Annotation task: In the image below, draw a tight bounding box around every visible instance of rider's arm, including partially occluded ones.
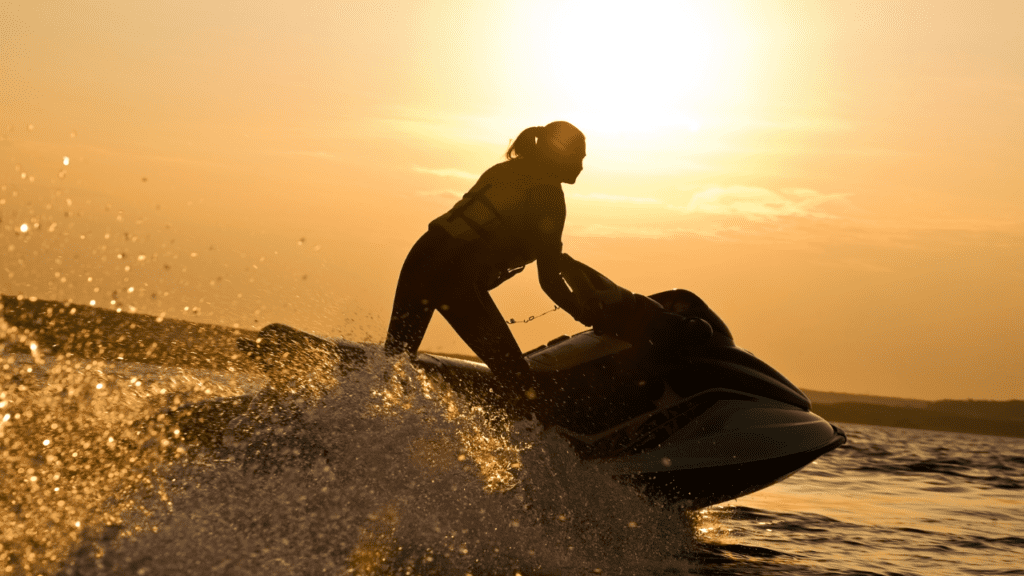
[523,184,594,325]
[538,250,593,326]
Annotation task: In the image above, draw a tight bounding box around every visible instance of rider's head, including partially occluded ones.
[506,121,586,184]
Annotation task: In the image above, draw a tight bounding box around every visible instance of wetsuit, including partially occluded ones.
[385,158,582,402]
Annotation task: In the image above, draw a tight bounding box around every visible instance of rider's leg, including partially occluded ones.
[384,230,453,357]
[437,282,537,412]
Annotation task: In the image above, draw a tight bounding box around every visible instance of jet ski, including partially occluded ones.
[157,261,846,508]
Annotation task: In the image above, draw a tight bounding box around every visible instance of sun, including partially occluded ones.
[541,1,725,136]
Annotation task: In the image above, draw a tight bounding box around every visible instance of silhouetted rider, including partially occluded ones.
[385,121,595,405]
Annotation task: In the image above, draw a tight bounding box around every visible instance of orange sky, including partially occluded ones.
[2,1,1022,401]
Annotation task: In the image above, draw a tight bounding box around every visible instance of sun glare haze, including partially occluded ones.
[541,1,729,137]
[1,0,1021,401]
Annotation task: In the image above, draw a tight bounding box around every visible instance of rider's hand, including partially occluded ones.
[567,305,596,327]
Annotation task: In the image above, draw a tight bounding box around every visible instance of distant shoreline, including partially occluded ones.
[4,294,1022,438]
[810,402,1024,439]
[801,390,1024,438]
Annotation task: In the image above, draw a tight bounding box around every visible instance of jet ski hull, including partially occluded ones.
[628,424,847,506]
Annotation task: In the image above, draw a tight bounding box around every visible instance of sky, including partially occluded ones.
[1,0,1021,401]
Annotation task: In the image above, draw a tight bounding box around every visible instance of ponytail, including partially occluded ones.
[506,121,585,163]
[505,126,545,160]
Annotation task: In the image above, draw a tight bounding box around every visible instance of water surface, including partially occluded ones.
[1,352,1021,575]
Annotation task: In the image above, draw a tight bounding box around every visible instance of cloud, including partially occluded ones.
[561,185,853,241]
[65,144,238,171]
[270,150,335,160]
[379,110,511,146]
[724,115,855,133]
[412,166,478,180]
[414,189,463,200]
[567,223,678,239]
[681,186,847,222]
[825,216,1024,251]
[568,192,661,205]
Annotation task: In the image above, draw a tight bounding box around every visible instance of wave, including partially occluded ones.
[2,348,699,575]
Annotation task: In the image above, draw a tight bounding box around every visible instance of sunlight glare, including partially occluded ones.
[543,1,725,136]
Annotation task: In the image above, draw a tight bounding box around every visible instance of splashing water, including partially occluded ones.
[0,317,255,574]
[1,322,698,575]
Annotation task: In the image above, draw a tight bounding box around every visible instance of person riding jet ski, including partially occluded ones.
[385,122,714,413]
[385,121,599,406]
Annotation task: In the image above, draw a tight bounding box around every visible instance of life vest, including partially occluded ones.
[429,162,563,286]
